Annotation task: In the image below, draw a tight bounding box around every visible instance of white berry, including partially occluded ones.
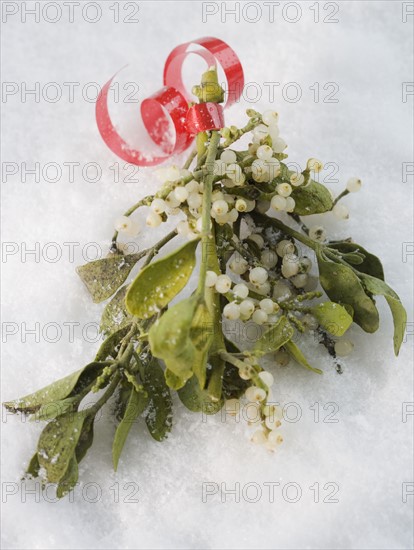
[256,145,274,161]
[290,172,305,187]
[277,183,292,197]
[245,386,266,402]
[261,249,278,269]
[272,137,287,153]
[249,267,268,285]
[291,273,308,288]
[212,200,229,216]
[252,124,269,140]
[266,158,281,180]
[333,203,349,220]
[233,283,249,299]
[235,199,247,212]
[114,216,140,236]
[146,211,162,228]
[252,309,268,325]
[276,240,295,257]
[205,270,218,287]
[215,275,232,294]
[307,158,323,173]
[150,198,166,214]
[285,197,296,212]
[262,110,279,125]
[239,299,255,317]
[346,177,362,192]
[335,339,354,357]
[220,149,237,164]
[229,256,249,275]
[251,429,267,445]
[249,233,265,248]
[223,302,241,320]
[174,186,189,203]
[271,195,287,211]
[260,298,275,314]
[259,370,274,388]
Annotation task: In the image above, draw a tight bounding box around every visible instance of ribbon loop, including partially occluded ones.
[96,37,244,167]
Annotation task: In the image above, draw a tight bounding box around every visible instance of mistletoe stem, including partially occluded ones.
[89,372,121,415]
[142,229,178,268]
[332,189,350,207]
[255,213,317,251]
[198,130,221,292]
[183,148,197,170]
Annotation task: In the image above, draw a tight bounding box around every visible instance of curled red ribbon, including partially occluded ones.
[96,37,244,166]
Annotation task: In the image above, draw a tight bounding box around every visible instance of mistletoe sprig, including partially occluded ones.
[4,68,406,497]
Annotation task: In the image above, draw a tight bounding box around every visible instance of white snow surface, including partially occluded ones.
[1,1,413,549]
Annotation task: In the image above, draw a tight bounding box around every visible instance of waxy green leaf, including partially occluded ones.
[75,414,95,463]
[26,453,41,479]
[37,412,85,483]
[56,456,79,498]
[312,301,353,336]
[328,241,385,280]
[77,253,142,304]
[291,180,333,215]
[252,316,294,357]
[113,385,148,470]
[34,396,81,421]
[285,341,322,374]
[143,360,172,442]
[317,250,380,333]
[4,362,103,415]
[359,274,407,355]
[100,285,133,336]
[126,239,199,319]
[149,295,213,389]
[178,375,222,414]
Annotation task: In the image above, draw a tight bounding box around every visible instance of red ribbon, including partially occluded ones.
[96,37,244,166]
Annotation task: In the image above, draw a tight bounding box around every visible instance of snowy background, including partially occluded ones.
[1,1,413,549]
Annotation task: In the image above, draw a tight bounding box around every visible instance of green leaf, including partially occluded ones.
[189,301,213,388]
[359,274,407,355]
[143,360,173,442]
[328,241,384,280]
[148,295,198,384]
[312,301,353,337]
[113,385,148,470]
[34,396,81,421]
[125,239,199,319]
[4,362,103,415]
[26,453,41,479]
[252,316,294,357]
[75,414,95,463]
[291,180,333,215]
[285,341,323,374]
[77,253,142,304]
[178,375,222,414]
[37,412,85,483]
[317,250,379,333]
[164,369,189,391]
[56,456,79,498]
[100,285,133,336]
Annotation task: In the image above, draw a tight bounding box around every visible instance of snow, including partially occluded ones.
[1,1,413,549]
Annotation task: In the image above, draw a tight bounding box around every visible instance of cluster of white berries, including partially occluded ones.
[225,365,284,451]
[251,110,287,155]
[205,269,280,324]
